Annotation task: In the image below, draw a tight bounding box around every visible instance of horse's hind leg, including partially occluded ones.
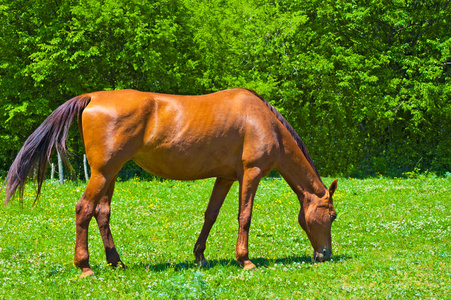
[93,175,125,269]
[194,178,234,266]
[74,172,115,278]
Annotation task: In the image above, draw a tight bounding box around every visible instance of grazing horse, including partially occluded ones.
[4,88,338,277]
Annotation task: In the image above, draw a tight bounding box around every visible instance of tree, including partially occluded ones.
[1,0,450,177]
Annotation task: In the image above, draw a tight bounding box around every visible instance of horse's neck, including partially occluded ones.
[276,138,326,198]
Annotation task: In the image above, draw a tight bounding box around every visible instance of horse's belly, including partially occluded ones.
[132,143,240,181]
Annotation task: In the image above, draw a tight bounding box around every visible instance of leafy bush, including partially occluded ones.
[1,0,450,177]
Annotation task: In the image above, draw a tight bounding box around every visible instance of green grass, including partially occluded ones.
[0,177,450,299]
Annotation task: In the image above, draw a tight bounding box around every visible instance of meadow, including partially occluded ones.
[0,176,450,299]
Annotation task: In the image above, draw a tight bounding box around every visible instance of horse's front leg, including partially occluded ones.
[236,167,262,270]
[74,173,113,278]
[93,176,125,269]
[194,178,234,266]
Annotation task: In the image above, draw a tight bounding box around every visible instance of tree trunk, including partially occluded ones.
[51,163,55,181]
[57,150,64,185]
[83,154,90,181]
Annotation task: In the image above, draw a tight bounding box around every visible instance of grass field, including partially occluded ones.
[0,176,450,299]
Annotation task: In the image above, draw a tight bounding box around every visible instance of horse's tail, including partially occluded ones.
[3,95,91,206]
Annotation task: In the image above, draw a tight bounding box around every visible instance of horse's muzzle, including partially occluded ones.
[313,248,332,262]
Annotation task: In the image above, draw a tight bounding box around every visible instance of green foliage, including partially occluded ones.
[0,178,450,298]
[1,0,450,177]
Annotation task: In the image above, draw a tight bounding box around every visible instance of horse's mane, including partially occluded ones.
[244,89,323,183]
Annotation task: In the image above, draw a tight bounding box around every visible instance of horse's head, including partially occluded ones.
[298,179,338,262]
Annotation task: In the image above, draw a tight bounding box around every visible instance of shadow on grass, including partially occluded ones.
[57,254,352,277]
[128,253,351,273]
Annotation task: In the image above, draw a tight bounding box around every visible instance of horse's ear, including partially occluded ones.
[329,179,338,197]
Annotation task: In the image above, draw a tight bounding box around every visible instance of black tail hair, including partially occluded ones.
[3,96,91,206]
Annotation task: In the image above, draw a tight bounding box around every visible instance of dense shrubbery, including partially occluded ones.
[1,0,450,178]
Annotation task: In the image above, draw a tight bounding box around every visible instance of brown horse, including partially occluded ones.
[4,88,337,277]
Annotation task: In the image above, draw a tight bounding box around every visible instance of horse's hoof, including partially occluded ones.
[79,268,94,278]
[116,261,127,270]
[195,258,209,268]
[200,260,209,268]
[108,260,126,269]
[242,261,256,270]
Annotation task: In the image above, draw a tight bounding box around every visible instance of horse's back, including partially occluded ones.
[81,89,281,180]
